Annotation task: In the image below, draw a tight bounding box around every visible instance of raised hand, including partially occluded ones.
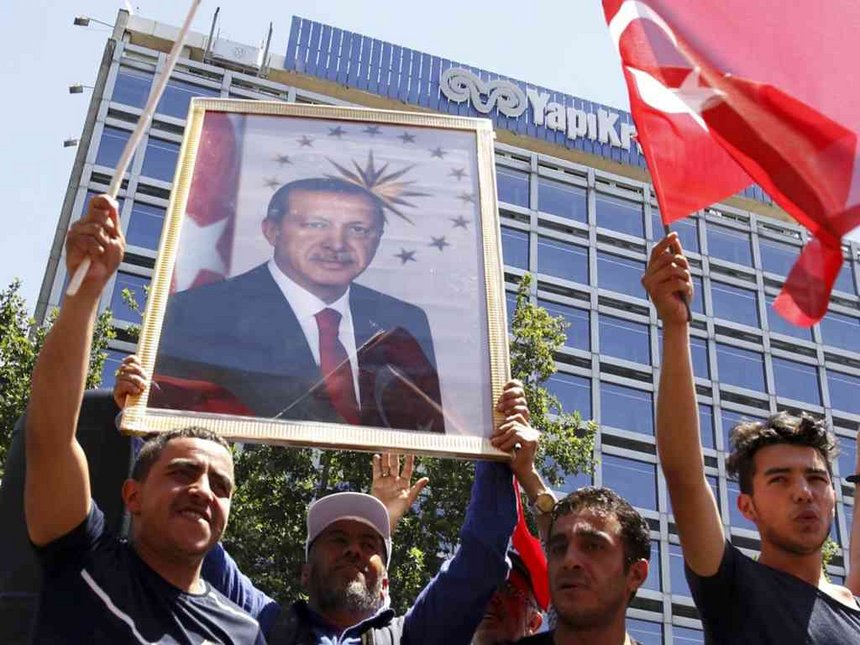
[491,379,538,480]
[113,354,148,409]
[371,453,429,532]
[642,233,693,326]
[65,195,125,295]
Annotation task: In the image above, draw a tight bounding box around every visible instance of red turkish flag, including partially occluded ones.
[511,477,550,611]
[603,0,860,326]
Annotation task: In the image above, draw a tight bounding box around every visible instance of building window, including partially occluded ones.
[837,435,857,482]
[642,541,662,591]
[627,619,662,645]
[558,468,592,495]
[157,78,220,119]
[538,237,589,285]
[538,178,586,222]
[538,299,590,351]
[772,357,821,406]
[601,382,653,435]
[505,291,518,333]
[708,224,752,265]
[99,348,131,390]
[828,370,860,415]
[767,296,812,341]
[597,252,645,298]
[141,138,181,183]
[690,336,710,379]
[127,202,166,250]
[651,211,699,253]
[497,167,529,208]
[699,403,715,449]
[547,373,592,418]
[711,280,759,328]
[501,227,529,269]
[727,479,757,531]
[716,343,766,393]
[601,455,657,510]
[599,314,649,364]
[820,311,860,353]
[110,272,149,323]
[720,409,761,453]
[95,126,131,168]
[673,626,705,644]
[834,259,856,295]
[112,67,152,108]
[596,194,643,237]
[669,543,690,597]
[759,237,798,277]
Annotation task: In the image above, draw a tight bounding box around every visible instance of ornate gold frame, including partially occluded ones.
[121,98,510,460]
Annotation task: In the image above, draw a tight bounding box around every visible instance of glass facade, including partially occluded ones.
[41,26,860,643]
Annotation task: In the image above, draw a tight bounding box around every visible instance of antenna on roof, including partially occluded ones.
[258,22,273,77]
[203,6,220,62]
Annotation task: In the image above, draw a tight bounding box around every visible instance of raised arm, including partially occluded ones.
[643,234,724,576]
[402,380,523,643]
[25,195,124,546]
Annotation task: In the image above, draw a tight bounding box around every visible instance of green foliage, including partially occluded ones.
[821,536,839,582]
[0,280,115,478]
[224,273,596,614]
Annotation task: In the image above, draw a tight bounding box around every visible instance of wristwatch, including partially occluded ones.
[530,491,557,515]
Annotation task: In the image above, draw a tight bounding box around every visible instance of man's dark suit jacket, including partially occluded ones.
[153,264,444,432]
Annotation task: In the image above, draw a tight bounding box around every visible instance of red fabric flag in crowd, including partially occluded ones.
[603,0,860,326]
[511,478,550,611]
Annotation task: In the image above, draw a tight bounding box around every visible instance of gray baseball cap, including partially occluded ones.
[305,492,392,567]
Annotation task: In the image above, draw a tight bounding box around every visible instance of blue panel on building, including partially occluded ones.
[284,16,773,207]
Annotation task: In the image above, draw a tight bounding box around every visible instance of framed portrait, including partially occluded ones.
[122,99,510,459]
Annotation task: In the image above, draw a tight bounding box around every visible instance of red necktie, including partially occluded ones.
[315,308,360,425]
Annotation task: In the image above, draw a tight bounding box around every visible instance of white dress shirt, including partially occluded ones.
[267,260,361,405]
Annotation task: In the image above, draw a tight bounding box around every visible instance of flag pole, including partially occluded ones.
[65,0,203,297]
[663,223,693,323]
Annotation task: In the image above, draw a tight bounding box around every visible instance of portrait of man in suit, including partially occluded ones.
[153,174,444,433]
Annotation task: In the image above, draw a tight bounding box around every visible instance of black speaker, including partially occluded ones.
[0,390,133,644]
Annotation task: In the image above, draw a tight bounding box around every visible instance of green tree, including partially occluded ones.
[0,280,115,478]
[223,273,597,613]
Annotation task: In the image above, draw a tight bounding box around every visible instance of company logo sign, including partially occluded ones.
[439,67,636,151]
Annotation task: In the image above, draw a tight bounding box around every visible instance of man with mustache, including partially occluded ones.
[516,487,651,645]
[642,233,860,643]
[25,195,263,642]
[155,176,444,432]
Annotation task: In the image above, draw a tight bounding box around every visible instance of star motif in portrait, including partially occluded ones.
[397,131,416,144]
[429,236,450,251]
[450,215,470,229]
[457,191,475,204]
[363,125,382,137]
[328,126,347,138]
[395,248,417,264]
[449,167,466,180]
[263,177,281,191]
[429,146,447,159]
[275,154,292,165]
[173,216,229,291]
[297,135,314,147]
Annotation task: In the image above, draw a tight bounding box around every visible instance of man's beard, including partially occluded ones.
[310,563,385,615]
[761,520,831,556]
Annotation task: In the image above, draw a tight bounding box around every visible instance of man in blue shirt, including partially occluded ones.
[26,195,263,643]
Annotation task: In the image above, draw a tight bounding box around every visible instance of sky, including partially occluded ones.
[0,0,629,312]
